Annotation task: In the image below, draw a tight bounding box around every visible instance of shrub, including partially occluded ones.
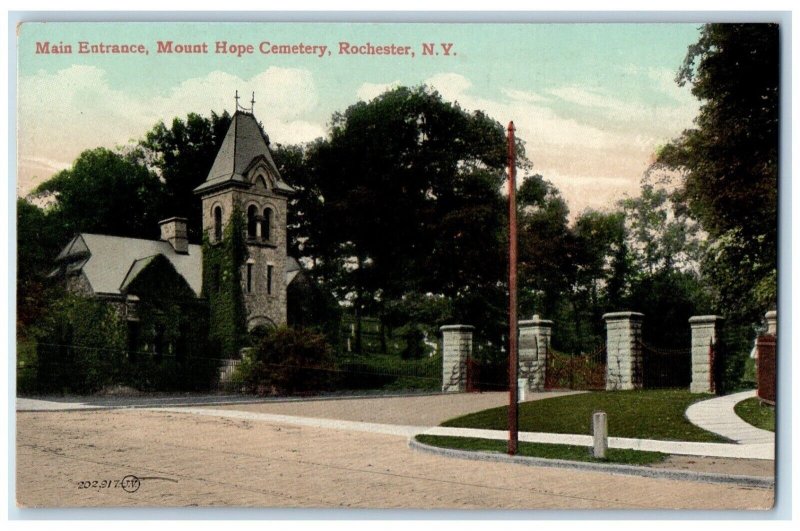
[397,323,427,359]
[35,294,127,393]
[33,291,219,394]
[235,326,333,395]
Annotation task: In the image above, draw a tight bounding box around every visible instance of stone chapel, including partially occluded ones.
[51,104,299,333]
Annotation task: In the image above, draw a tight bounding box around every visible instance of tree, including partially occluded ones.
[516,174,575,320]
[32,147,166,241]
[17,198,65,337]
[655,23,779,322]
[271,141,327,266]
[564,208,631,351]
[619,183,704,276]
[139,111,232,242]
[19,148,166,336]
[572,209,629,312]
[305,86,522,350]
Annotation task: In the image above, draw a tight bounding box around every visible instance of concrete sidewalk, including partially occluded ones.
[148,405,774,460]
[685,390,774,445]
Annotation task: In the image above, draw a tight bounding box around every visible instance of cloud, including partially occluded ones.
[546,84,698,133]
[17,65,323,195]
[414,72,698,218]
[19,64,700,221]
[356,80,401,102]
[425,72,473,97]
[500,88,550,104]
[422,72,634,151]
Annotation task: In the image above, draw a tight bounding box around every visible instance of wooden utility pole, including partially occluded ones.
[507,121,519,455]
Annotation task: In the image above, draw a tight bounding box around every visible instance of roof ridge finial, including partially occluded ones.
[234,90,255,114]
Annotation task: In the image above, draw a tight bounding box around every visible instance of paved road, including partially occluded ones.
[16,391,451,411]
[16,408,773,510]
[206,391,575,426]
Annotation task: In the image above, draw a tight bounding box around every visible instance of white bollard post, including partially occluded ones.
[517,377,527,402]
[592,411,608,459]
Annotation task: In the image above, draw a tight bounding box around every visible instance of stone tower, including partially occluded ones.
[194,108,295,330]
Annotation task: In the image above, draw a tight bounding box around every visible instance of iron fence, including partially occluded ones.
[17,340,449,396]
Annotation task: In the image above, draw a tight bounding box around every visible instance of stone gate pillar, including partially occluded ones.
[689,315,724,393]
[603,312,644,390]
[765,310,777,336]
[519,315,552,392]
[440,325,474,392]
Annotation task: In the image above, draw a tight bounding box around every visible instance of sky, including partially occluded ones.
[16,22,702,218]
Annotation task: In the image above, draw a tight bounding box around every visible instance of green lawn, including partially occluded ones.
[415,435,667,466]
[734,397,775,432]
[441,389,728,443]
[336,353,441,391]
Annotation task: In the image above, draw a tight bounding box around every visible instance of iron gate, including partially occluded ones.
[544,345,606,390]
[465,357,508,392]
[640,341,692,389]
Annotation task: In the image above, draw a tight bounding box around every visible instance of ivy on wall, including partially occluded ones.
[35,293,128,393]
[126,254,200,346]
[124,255,215,389]
[202,205,249,358]
[33,257,219,393]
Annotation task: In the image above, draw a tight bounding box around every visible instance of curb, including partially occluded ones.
[408,438,774,489]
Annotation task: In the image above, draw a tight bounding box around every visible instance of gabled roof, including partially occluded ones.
[119,255,158,293]
[55,234,203,297]
[194,111,295,195]
[286,256,302,285]
[53,233,303,298]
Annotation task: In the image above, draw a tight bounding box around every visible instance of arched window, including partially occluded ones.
[262,208,272,241]
[213,206,222,242]
[247,205,258,239]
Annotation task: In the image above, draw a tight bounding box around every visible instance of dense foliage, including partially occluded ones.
[31,289,217,394]
[34,294,128,393]
[655,23,779,323]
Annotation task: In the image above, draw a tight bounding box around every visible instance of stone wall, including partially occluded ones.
[200,186,289,328]
[65,271,94,296]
